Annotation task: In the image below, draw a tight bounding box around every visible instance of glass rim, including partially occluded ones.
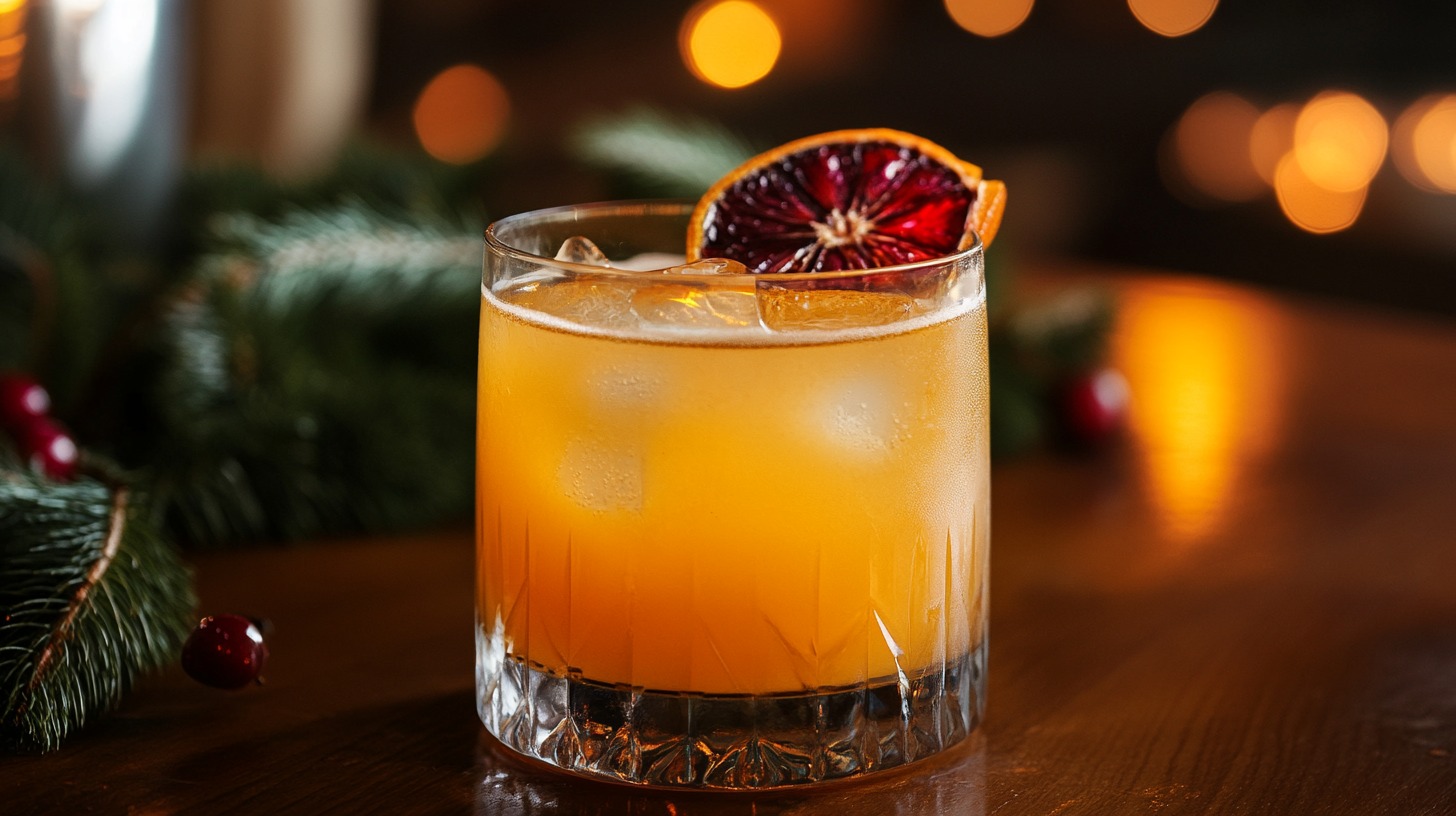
[483,199,985,284]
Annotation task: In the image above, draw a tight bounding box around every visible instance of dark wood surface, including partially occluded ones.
[6,263,1456,814]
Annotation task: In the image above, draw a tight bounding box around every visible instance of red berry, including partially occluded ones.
[1059,368,1130,445]
[0,374,51,431]
[182,614,270,690]
[18,416,79,481]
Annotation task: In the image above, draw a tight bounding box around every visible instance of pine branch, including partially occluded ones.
[569,107,757,197]
[136,201,483,546]
[199,200,482,306]
[0,476,195,753]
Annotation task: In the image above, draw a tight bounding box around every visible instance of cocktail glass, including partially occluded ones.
[476,201,989,789]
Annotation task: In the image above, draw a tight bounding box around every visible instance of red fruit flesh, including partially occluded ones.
[698,140,978,274]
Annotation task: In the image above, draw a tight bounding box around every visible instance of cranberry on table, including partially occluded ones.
[18,416,79,481]
[1058,367,1130,445]
[0,373,51,431]
[182,614,270,690]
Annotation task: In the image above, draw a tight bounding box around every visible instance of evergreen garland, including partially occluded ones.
[1,143,488,750]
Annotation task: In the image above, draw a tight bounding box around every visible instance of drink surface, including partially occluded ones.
[477,276,989,694]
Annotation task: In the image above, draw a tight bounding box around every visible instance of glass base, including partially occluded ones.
[476,639,984,790]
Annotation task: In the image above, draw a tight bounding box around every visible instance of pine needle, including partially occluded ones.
[199,199,482,307]
[569,107,756,196]
[0,477,195,753]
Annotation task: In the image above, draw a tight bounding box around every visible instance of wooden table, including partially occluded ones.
[6,263,1456,814]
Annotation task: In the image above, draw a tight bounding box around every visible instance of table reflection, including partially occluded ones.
[1115,279,1289,547]
[474,731,986,816]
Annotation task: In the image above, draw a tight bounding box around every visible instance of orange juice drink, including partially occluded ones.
[476,201,990,789]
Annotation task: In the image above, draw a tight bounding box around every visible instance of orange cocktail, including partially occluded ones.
[476,201,989,789]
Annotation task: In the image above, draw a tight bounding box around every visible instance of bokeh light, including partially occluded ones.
[0,0,24,33]
[681,1,781,89]
[1248,103,1297,186]
[412,64,510,164]
[0,0,29,108]
[1274,153,1366,234]
[944,0,1034,38]
[1128,0,1217,37]
[1292,91,1387,193]
[1116,281,1287,549]
[1392,94,1456,193]
[1172,91,1264,202]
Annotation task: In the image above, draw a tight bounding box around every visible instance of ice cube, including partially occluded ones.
[630,283,764,333]
[508,278,637,332]
[628,259,758,332]
[614,252,686,271]
[530,250,762,335]
[814,378,907,455]
[759,287,919,332]
[558,439,643,512]
[554,235,613,267]
[661,258,749,276]
[587,363,663,412]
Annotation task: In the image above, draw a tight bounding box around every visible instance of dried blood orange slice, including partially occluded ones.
[688,128,1005,274]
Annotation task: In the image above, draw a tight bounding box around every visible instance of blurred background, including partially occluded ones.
[2,0,1454,315]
